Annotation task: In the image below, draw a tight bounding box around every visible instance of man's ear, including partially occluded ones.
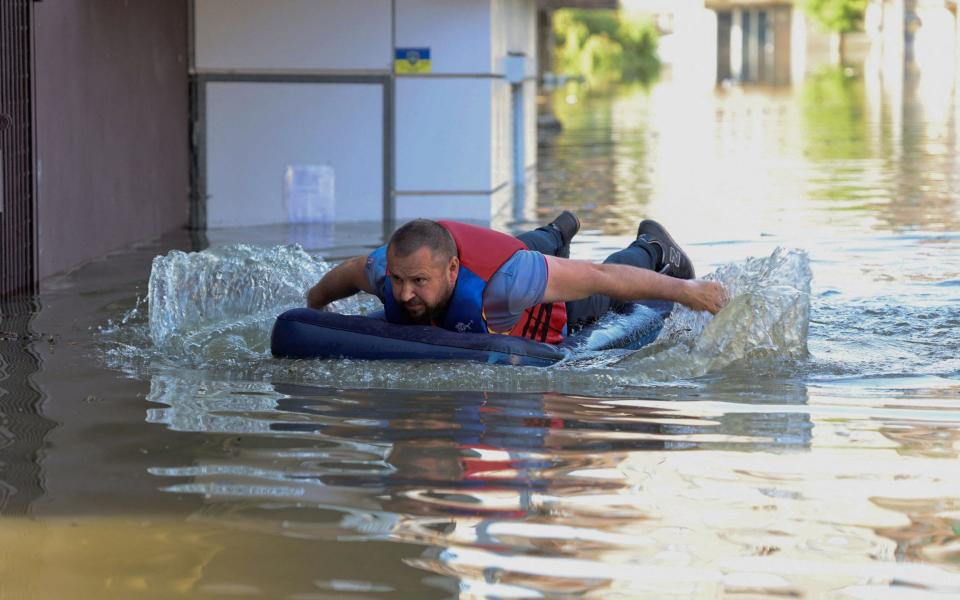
[448,256,460,276]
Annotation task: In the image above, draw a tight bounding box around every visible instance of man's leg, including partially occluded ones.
[565,238,661,333]
[516,226,563,256]
[516,211,580,258]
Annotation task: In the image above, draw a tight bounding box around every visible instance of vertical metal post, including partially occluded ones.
[385,0,396,239]
[715,11,732,84]
[759,10,774,84]
[383,71,395,231]
[511,82,525,221]
[730,8,743,82]
[745,10,759,82]
[506,53,528,221]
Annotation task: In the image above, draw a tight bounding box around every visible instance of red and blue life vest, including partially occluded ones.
[383,221,568,343]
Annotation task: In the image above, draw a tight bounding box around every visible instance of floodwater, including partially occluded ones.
[2,63,960,598]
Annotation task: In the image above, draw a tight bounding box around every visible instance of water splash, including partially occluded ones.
[148,245,327,350]
[616,248,812,380]
[101,245,812,386]
[140,244,381,366]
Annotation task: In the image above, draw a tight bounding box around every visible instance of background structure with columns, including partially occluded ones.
[623,0,960,87]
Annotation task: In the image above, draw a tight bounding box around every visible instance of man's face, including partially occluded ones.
[386,246,459,324]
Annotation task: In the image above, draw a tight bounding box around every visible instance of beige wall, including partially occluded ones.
[33,0,189,281]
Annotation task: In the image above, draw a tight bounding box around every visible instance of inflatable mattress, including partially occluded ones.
[271,301,674,367]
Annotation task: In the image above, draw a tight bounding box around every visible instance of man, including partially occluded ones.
[306,213,727,343]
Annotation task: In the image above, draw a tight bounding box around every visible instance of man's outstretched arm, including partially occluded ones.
[542,256,728,314]
[306,255,376,309]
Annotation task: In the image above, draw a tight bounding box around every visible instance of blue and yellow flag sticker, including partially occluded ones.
[394,47,431,74]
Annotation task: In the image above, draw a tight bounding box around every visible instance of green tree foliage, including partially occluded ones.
[802,0,867,33]
[800,66,867,165]
[553,9,659,83]
[580,34,624,76]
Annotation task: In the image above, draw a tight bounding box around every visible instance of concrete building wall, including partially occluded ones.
[394,77,494,190]
[494,0,539,72]
[394,0,538,223]
[396,0,537,222]
[396,0,493,73]
[193,0,539,226]
[33,0,190,280]
[194,0,392,71]
[394,0,495,221]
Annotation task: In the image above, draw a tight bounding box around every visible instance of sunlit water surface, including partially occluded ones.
[2,67,960,598]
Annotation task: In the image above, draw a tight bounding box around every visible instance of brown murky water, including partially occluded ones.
[1,63,959,598]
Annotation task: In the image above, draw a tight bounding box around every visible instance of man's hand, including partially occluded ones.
[680,279,728,315]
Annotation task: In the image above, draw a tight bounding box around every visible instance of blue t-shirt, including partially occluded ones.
[364,246,548,332]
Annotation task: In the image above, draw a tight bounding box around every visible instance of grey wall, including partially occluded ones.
[33,0,189,280]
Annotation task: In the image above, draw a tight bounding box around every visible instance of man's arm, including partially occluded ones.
[542,256,728,314]
[306,255,376,309]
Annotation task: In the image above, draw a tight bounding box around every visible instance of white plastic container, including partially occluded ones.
[284,164,335,223]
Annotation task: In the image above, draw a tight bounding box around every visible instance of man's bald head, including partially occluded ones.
[387,219,457,264]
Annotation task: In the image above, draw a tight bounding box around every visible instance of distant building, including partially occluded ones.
[625,0,924,87]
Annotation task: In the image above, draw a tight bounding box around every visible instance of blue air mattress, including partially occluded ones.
[271,301,674,367]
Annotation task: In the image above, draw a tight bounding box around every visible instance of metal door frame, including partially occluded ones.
[189,73,394,231]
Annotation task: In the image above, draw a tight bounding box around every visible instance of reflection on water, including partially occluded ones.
[127,378,959,597]
[541,66,960,243]
[2,59,960,597]
[0,298,54,515]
